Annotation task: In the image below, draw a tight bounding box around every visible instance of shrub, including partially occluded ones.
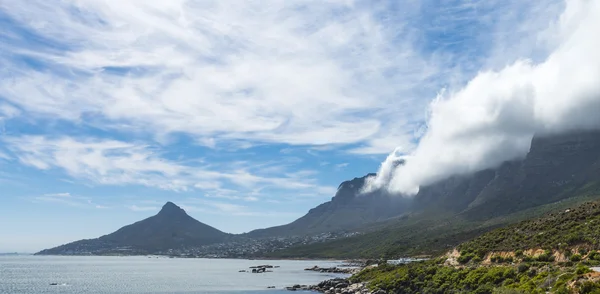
[515,250,524,258]
[458,253,475,264]
[517,263,529,273]
[492,288,526,294]
[578,281,600,293]
[571,254,582,262]
[576,265,592,275]
[536,252,555,262]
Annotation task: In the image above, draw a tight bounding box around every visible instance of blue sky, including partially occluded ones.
[0,0,569,252]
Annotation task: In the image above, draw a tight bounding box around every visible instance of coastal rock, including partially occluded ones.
[250,265,274,268]
[287,277,369,294]
[305,266,359,274]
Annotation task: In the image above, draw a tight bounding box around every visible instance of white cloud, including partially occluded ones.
[0,151,10,161]
[243,196,259,202]
[182,199,298,218]
[3,135,336,196]
[335,163,349,171]
[366,0,600,195]
[45,192,71,197]
[0,0,440,155]
[0,103,20,119]
[33,192,108,209]
[127,205,158,212]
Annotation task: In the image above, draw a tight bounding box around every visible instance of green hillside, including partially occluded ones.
[459,201,600,255]
[267,193,600,259]
[348,200,600,294]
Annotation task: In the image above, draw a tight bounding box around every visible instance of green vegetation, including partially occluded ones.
[459,201,600,254]
[269,195,600,259]
[347,201,600,293]
[351,259,600,294]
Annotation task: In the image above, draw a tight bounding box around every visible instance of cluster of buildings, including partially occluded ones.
[159,232,361,258]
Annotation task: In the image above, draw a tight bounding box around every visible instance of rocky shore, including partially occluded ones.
[304,265,362,275]
[284,262,387,294]
[285,277,384,294]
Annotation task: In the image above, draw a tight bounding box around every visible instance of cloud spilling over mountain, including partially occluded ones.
[365,0,600,195]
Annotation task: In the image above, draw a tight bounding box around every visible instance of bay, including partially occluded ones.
[0,256,348,293]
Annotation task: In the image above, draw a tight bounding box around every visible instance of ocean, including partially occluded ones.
[0,256,348,293]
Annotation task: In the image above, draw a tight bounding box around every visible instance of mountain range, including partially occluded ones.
[37,129,600,257]
[267,130,600,258]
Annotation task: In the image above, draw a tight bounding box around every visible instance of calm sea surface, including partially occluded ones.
[0,256,348,293]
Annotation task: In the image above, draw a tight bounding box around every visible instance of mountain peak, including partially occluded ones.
[158,202,187,216]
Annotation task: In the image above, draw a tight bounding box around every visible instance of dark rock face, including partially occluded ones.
[247,174,411,237]
[411,130,600,220]
[461,130,600,219]
[36,202,229,255]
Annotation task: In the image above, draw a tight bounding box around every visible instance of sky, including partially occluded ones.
[0,0,577,252]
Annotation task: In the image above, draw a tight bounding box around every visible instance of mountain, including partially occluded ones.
[267,130,600,258]
[36,202,230,255]
[246,173,411,238]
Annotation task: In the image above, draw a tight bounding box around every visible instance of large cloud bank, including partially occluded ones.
[365,0,600,195]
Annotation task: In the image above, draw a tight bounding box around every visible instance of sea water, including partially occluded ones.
[0,256,348,293]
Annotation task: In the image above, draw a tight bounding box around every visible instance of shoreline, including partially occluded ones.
[284,263,372,293]
[31,253,367,262]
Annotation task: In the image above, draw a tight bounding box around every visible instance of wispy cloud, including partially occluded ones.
[334,163,349,171]
[182,199,298,218]
[0,151,10,161]
[32,192,109,209]
[0,0,444,155]
[3,135,336,197]
[127,205,158,212]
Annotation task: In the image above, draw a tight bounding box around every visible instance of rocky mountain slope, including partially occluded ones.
[36,202,230,255]
[412,130,600,219]
[246,173,411,238]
